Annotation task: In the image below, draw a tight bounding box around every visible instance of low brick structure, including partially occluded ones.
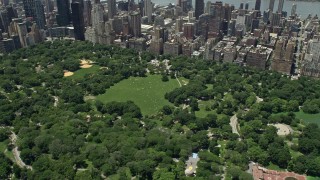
[252,164,306,180]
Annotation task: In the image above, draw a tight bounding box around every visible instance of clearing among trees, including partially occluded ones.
[96,75,180,115]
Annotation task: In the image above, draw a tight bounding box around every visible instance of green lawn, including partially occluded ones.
[96,75,180,115]
[289,148,303,159]
[307,176,320,180]
[295,110,320,126]
[196,100,216,118]
[68,65,101,80]
[267,162,285,171]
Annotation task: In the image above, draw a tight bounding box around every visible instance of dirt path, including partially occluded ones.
[175,72,182,87]
[10,131,32,170]
[230,115,240,136]
[53,96,58,107]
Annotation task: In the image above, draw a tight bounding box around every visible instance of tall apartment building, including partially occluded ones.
[144,0,153,23]
[56,0,71,26]
[195,0,204,20]
[255,0,261,11]
[83,0,92,26]
[129,11,141,37]
[278,0,284,13]
[246,46,269,70]
[22,0,46,29]
[183,23,195,40]
[0,10,10,32]
[301,37,320,77]
[269,0,275,12]
[108,0,116,19]
[164,42,182,56]
[71,0,85,40]
[271,38,295,74]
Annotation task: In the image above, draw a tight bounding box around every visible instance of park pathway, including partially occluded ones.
[10,131,32,170]
[175,72,182,87]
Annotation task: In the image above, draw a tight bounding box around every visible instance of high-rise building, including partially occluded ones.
[278,0,284,13]
[83,0,92,26]
[71,0,85,40]
[6,6,18,22]
[22,0,46,29]
[239,2,244,10]
[269,0,275,12]
[245,2,249,10]
[108,0,116,19]
[23,0,34,18]
[195,0,204,20]
[183,23,194,40]
[91,0,104,29]
[1,38,15,53]
[45,0,54,14]
[34,0,46,29]
[291,3,297,16]
[255,0,261,11]
[270,12,281,27]
[175,16,183,32]
[1,0,9,6]
[143,0,153,23]
[271,39,295,74]
[56,0,71,26]
[246,46,269,70]
[0,10,10,32]
[129,11,141,37]
[301,37,320,77]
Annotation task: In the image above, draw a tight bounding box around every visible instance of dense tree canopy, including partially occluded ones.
[0,40,320,178]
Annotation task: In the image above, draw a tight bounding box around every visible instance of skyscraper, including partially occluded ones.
[195,0,204,20]
[0,10,10,32]
[34,0,46,29]
[245,2,249,10]
[291,3,297,16]
[255,0,261,11]
[56,0,71,26]
[269,0,275,12]
[83,0,92,26]
[143,0,153,23]
[108,0,116,19]
[71,0,85,40]
[239,2,244,9]
[129,11,141,37]
[22,0,46,29]
[23,0,34,18]
[278,0,284,13]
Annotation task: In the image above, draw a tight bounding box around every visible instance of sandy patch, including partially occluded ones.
[80,64,93,68]
[64,71,74,77]
[269,123,293,136]
[80,59,93,65]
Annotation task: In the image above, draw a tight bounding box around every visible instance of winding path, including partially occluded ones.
[10,131,32,170]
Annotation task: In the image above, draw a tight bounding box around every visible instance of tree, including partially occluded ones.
[161,105,173,115]
[20,148,37,165]
[0,153,12,179]
[0,128,9,142]
[152,168,175,180]
[161,74,169,82]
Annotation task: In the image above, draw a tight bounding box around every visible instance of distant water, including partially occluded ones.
[152,0,320,18]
